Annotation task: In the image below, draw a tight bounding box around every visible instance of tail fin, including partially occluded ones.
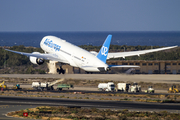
[96,35,112,63]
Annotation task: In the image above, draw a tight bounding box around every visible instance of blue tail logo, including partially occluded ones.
[97,35,112,63]
[101,46,108,56]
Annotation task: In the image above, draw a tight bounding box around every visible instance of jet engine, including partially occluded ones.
[29,52,44,65]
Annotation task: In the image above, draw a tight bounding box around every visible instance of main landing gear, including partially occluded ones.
[85,71,93,74]
[57,67,65,74]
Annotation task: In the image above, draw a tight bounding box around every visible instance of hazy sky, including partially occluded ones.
[0,0,180,32]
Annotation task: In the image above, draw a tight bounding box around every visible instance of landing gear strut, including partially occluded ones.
[57,67,65,74]
[85,71,93,74]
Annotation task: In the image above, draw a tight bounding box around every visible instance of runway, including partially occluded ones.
[0,74,180,83]
[0,96,180,113]
[0,95,180,119]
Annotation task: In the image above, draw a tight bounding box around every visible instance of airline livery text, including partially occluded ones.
[44,38,61,51]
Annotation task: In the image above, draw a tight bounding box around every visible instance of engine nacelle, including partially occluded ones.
[29,52,44,65]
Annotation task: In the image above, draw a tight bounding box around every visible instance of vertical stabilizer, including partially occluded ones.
[96,35,112,63]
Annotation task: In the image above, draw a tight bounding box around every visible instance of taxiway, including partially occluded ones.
[1,96,180,113]
[0,74,180,83]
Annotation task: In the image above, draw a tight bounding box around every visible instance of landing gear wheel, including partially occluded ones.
[85,71,93,74]
[50,86,54,90]
[57,67,65,74]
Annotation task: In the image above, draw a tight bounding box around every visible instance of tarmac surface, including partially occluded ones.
[0,74,180,83]
[0,103,38,120]
[0,95,180,120]
[1,96,180,113]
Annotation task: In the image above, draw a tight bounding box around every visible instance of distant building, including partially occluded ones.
[107,60,180,74]
[47,60,180,74]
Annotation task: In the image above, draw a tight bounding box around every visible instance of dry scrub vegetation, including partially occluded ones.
[1,90,180,104]
[7,106,180,120]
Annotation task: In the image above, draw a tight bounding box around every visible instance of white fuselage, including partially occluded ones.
[40,36,108,72]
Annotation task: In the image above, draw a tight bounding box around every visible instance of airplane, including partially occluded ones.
[5,35,177,74]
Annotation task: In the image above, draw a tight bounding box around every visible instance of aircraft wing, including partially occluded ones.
[107,46,178,59]
[5,49,69,63]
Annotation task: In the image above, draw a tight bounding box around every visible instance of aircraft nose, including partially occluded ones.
[40,39,44,48]
[40,36,47,47]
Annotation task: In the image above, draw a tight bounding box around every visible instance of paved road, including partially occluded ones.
[0,74,180,83]
[0,103,38,120]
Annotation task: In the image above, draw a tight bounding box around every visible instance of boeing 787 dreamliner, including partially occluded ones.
[5,35,177,74]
